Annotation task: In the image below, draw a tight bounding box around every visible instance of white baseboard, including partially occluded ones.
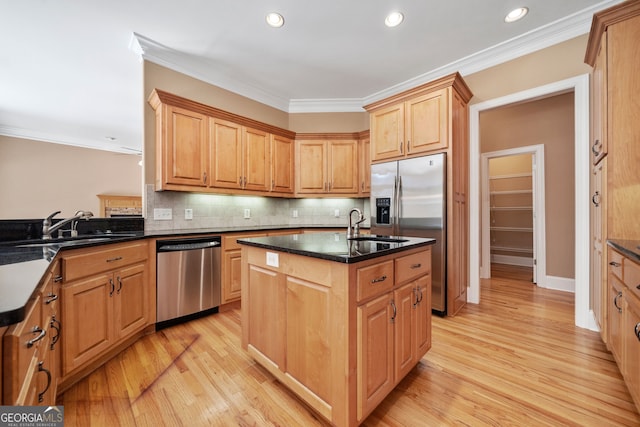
[540,275,575,293]
[491,254,534,267]
[586,310,600,332]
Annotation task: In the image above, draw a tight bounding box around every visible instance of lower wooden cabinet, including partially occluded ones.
[624,294,640,407]
[60,241,150,379]
[222,232,268,304]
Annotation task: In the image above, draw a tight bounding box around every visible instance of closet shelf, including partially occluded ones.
[490,226,533,232]
[490,246,534,254]
[490,190,533,195]
[490,206,533,211]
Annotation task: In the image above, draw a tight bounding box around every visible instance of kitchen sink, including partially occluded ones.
[347,236,409,243]
[16,237,118,248]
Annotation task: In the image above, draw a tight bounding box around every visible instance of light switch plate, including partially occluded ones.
[153,208,172,220]
[266,252,279,267]
[244,208,251,219]
[184,208,193,220]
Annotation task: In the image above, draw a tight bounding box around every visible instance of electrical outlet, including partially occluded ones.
[292,209,298,218]
[334,209,340,218]
[184,208,193,220]
[266,252,279,267]
[153,208,172,220]
[244,208,251,219]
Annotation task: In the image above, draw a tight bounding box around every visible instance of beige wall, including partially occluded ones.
[0,135,141,219]
[289,112,369,133]
[480,93,575,278]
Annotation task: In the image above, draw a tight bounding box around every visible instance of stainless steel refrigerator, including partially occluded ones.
[370,153,447,315]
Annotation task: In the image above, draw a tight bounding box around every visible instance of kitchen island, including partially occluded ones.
[238,232,435,426]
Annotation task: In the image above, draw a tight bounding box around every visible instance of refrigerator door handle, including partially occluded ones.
[397,175,403,235]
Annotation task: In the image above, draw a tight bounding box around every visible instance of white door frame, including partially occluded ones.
[480,146,545,286]
[469,74,594,330]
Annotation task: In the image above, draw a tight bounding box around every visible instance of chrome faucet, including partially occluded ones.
[347,208,365,239]
[42,210,94,239]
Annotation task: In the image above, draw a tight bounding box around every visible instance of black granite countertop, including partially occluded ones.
[0,224,349,327]
[237,232,435,263]
[607,240,640,264]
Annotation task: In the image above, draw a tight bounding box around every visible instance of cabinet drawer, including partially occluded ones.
[3,294,44,404]
[395,250,431,284]
[625,257,640,301]
[609,248,623,280]
[62,241,148,282]
[223,232,267,252]
[356,260,394,302]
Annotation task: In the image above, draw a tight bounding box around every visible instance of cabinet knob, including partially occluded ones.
[635,323,640,341]
[592,191,600,207]
[609,261,621,267]
[592,140,600,156]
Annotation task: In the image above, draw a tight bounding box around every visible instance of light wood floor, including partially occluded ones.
[60,269,640,426]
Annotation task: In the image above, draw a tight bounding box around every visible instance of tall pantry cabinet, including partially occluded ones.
[585,0,640,412]
[364,72,472,316]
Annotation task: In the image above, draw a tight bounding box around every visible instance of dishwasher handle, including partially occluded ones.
[157,240,221,252]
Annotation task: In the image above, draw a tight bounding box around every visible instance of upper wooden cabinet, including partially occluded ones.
[369,88,449,162]
[295,135,360,196]
[359,133,371,195]
[148,89,296,197]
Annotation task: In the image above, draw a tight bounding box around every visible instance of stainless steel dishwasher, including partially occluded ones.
[156,236,221,329]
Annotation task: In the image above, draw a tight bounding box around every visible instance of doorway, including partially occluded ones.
[468,74,594,330]
[481,148,545,285]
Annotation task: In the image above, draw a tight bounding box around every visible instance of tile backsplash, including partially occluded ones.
[144,184,370,231]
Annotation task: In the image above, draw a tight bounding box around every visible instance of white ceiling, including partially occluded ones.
[0,0,621,154]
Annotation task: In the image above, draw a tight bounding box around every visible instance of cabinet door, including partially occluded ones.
[210,118,243,189]
[357,293,394,421]
[405,88,449,154]
[394,282,416,380]
[591,159,607,335]
[624,296,640,408]
[113,263,148,341]
[370,104,404,161]
[271,134,294,194]
[243,127,270,192]
[285,276,331,402]
[222,249,242,303]
[296,140,327,194]
[608,275,624,366]
[414,275,432,359]
[591,31,607,164]
[328,140,359,194]
[360,137,371,195]
[61,274,113,375]
[163,105,208,187]
[246,265,285,368]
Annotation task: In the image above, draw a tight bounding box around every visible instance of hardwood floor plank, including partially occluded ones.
[59,272,640,426]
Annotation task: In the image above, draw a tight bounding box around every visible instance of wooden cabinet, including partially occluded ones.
[222,232,267,304]
[271,134,295,194]
[591,158,607,336]
[149,89,296,196]
[369,88,448,162]
[60,241,149,377]
[2,260,61,406]
[155,104,208,188]
[607,246,640,412]
[210,121,271,192]
[365,73,472,316]
[296,138,359,195]
[242,241,432,426]
[359,134,371,195]
[591,31,607,165]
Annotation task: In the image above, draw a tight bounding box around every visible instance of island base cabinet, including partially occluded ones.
[241,243,432,427]
[624,294,640,409]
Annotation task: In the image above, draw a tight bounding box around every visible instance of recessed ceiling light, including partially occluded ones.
[105,136,117,141]
[266,12,285,28]
[504,7,528,23]
[385,11,404,28]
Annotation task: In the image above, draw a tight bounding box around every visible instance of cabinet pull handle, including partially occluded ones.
[116,276,123,294]
[371,275,387,284]
[109,278,115,297]
[609,261,621,267]
[203,171,207,184]
[399,141,403,154]
[407,140,410,152]
[45,292,58,304]
[417,286,423,303]
[53,275,63,283]
[592,191,600,207]
[613,291,623,314]
[636,284,640,290]
[107,256,123,263]
[635,323,640,341]
[27,326,46,348]
[390,300,397,322]
[592,140,600,156]
[50,316,61,350]
[37,361,51,403]
[410,263,422,269]
[272,179,275,190]
[328,182,331,192]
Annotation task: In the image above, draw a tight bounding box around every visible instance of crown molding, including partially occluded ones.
[132,33,291,112]
[0,125,141,154]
